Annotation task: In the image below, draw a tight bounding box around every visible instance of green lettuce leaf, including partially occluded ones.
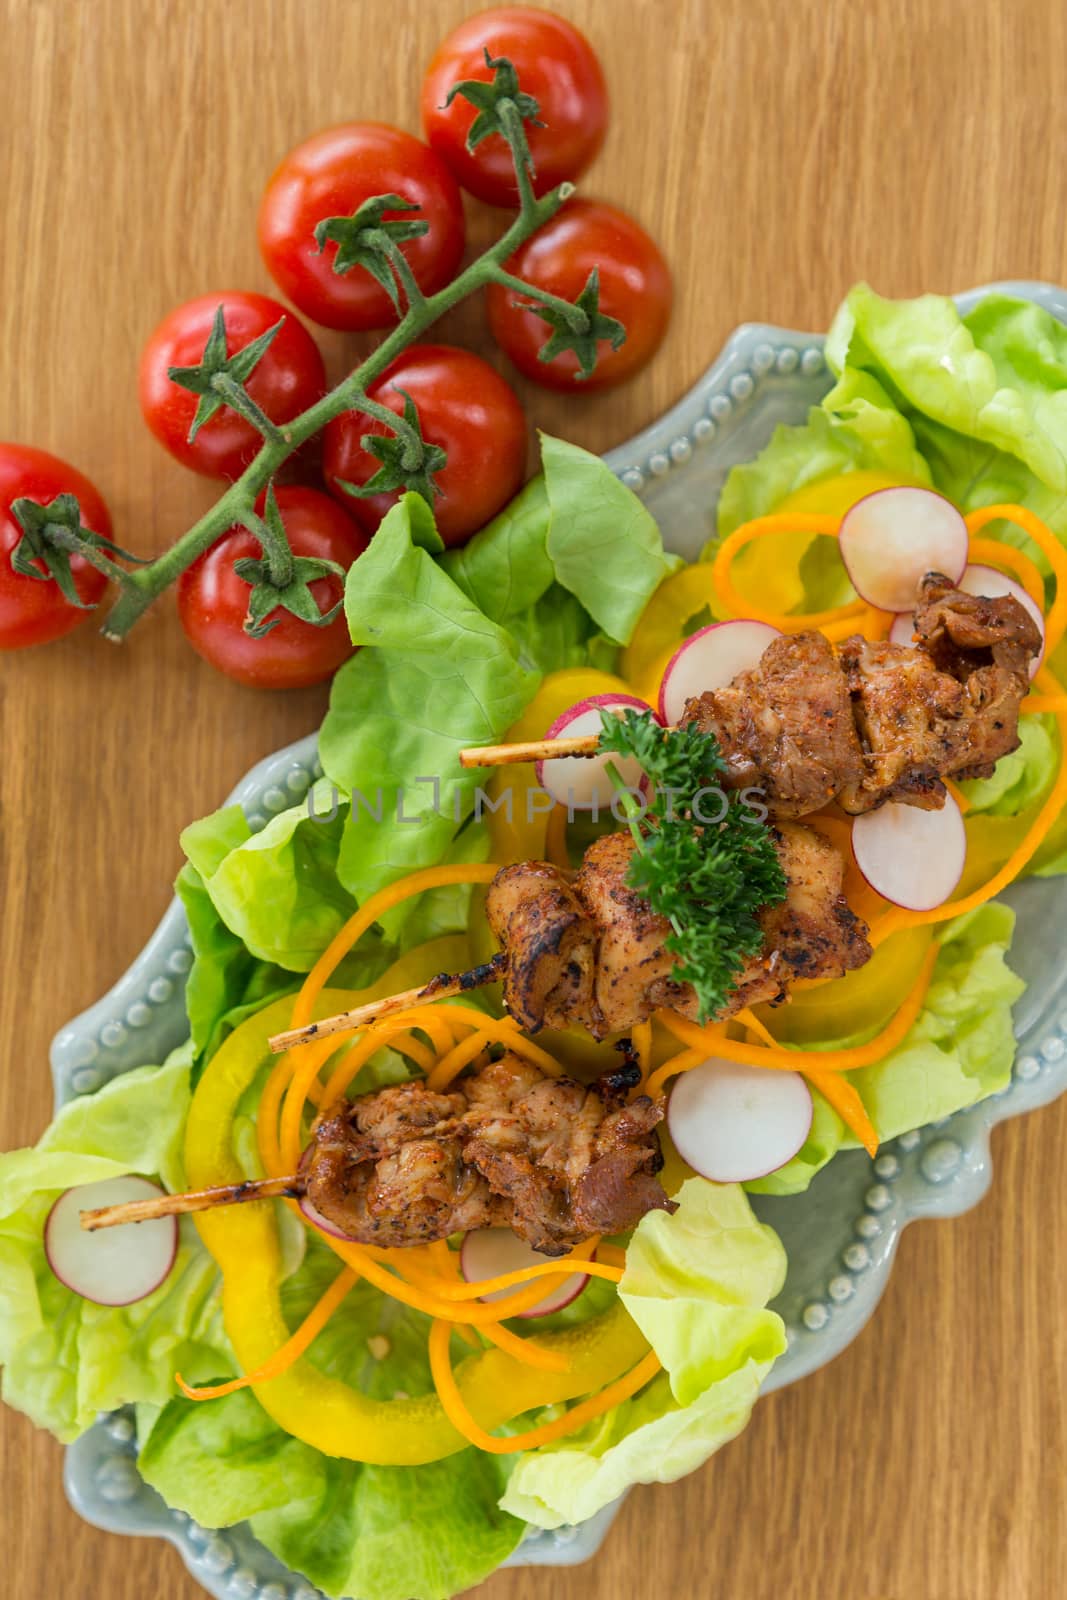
[139,1241,524,1600]
[500,1180,785,1529]
[0,1049,233,1441]
[747,904,1025,1196]
[717,368,932,537]
[441,434,676,651]
[960,713,1059,816]
[320,494,538,904]
[181,788,357,973]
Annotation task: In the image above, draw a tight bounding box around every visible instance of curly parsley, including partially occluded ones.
[598,709,787,1023]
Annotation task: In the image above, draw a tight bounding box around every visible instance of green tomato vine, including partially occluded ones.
[11,52,624,645]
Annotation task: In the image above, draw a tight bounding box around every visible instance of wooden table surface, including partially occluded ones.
[2,1,1066,1595]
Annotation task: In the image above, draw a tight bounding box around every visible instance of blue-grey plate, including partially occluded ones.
[58,282,1067,1599]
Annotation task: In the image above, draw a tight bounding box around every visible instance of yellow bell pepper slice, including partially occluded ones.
[186,992,647,1465]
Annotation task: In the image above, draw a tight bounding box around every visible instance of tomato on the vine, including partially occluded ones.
[258,125,466,331]
[0,445,113,649]
[177,486,368,689]
[139,292,325,481]
[487,198,672,390]
[322,344,527,548]
[421,8,608,207]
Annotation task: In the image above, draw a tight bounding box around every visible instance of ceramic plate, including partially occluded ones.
[58,282,1067,1598]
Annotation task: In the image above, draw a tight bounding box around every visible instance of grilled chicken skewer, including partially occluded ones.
[270,820,870,1053]
[460,575,1042,818]
[81,1055,674,1254]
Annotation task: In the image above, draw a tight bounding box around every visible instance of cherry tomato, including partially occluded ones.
[177,486,368,689]
[487,198,672,390]
[421,8,608,206]
[0,444,112,649]
[258,124,466,331]
[139,292,325,481]
[323,344,527,548]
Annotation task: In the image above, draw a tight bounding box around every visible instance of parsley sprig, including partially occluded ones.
[598,710,788,1023]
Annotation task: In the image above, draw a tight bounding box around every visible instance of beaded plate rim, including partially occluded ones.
[56,280,1067,1598]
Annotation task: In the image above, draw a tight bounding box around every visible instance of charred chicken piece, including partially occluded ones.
[572,831,698,1034]
[485,861,598,1034]
[462,1054,675,1254]
[731,820,871,1007]
[305,1055,675,1254]
[576,824,871,1026]
[488,823,871,1038]
[683,630,865,818]
[307,1083,503,1248]
[837,572,1042,811]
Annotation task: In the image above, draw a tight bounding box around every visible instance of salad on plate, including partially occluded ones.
[2,12,1067,1600]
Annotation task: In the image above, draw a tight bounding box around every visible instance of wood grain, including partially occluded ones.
[1,1,1065,1596]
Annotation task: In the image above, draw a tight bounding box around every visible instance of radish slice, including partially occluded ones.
[299,1192,358,1240]
[45,1178,178,1307]
[838,487,968,612]
[667,1059,813,1183]
[851,792,966,911]
[460,1228,590,1318]
[658,620,779,725]
[959,564,1045,677]
[536,694,652,812]
[888,612,916,648]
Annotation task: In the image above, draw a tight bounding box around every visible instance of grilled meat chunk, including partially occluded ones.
[838,572,1042,810]
[462,1054,675,1254]
[307,1083,503,1248]
[305,1055,674,1253]
[496,823,871,1037]
[913,571,1041,777]
[730,820,871,1007]
[486,861,598,1034]
[573,831,698,1034]
[683,631,865,818]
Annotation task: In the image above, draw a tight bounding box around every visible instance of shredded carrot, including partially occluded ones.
[711,514,865,630]
[290,864,503,1032]
[944,777,972,816]
[426,1029,492,1091]
[654,945,938,1078]
[545,804,571,870]
[428,1319,661,1455]
[595,1243,628,1270]
[736,1008,778,1048]
[279,1007,465,1174]
[373,1030,435,1075]
[428,1259,621,1304]
[871,665,1067,945]
[318,1022,442,1108]
[862,606,895,641]
[428,1004,564,1076]
[632,1021,653,1087]
[321,1234,603,1326]
[967,536,1047,610]
[177,1265,359,1401]
[965,505,1067,655]
[258,1052,299,1179]
[645,1045,716,1100]
[477,1318,572,1373]
[257,1036,336,1179]
[1023,695,1067,714]
[819,613,863,643]
[803,1067,879,1158]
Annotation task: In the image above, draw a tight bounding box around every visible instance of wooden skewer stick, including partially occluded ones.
[459,733,601,768]
[80,1174,303,1232]
[267,952,507,1055]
